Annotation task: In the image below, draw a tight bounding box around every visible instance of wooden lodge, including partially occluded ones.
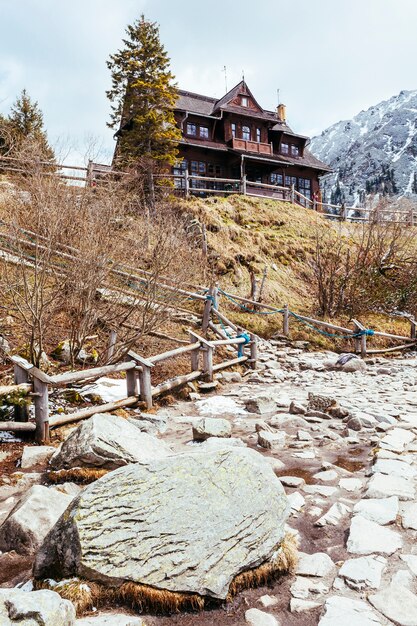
[172,80,331,199]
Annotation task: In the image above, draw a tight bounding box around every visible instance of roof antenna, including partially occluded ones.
[222,66,228,92]
[242,69,245,83]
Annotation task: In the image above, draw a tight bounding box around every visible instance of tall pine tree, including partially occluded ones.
[107,15,180,172]
[7,89,54,160]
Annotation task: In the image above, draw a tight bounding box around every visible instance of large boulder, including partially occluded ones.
[0,485,74,554]
[34,448,289,600]
[50,413,172,470]
[0,588,75,625]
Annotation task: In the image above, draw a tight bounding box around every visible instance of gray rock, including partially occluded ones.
[0,485,73,554]
[372,458,417,479]
[34,447,289,600]
[245,396,277,414]
[369,583,417,626]
[245,608,280,626]
[318,596,382,626]
[347,515,402,555]
[287,492,305,512]
[127,412,167,435]
[296,552,336,577]
[279,476,305,488]
[391,570,415,590]
[289,401,306,415]
[346,417,362,431]
[379,428,415,453]
[258,595,278,608]
[353,496,399,525]
[290,598,321,613]
[339,556,386,590]
[0,588,75,625]
[365,473,415,501]
[192,417,231,441]
[401,502,417,530]
[21,445,55,469]
[50,413,171,470]
[315,502,351,527]
[257,430,286,449]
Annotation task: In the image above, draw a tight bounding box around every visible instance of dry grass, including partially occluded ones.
[47,468,110,484]
[35,532,298,616]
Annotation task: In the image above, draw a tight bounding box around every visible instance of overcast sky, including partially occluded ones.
[1,0,416,164]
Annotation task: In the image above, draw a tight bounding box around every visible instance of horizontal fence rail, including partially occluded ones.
[1,156,415,225]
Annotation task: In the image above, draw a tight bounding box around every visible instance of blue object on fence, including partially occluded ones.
[236,332,251,357]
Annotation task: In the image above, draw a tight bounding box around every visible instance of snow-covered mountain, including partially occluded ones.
[310,90,417,206]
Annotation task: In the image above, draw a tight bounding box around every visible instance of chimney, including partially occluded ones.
[277,103,286,122]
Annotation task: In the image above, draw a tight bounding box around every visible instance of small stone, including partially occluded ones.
[21,446,56,469]
[245,608,280,626]
[347,515,402,555]
[401,502,417,530]
[379,428,415,453]
[290,598,321,613]
[290,576,329,599]
[318,596,382,626]
[258,595,278,608]
[365,473,415,501]
[297,430,312,441]
[0,588,76,625]
[290,401,306,415]
[313,469,338,482]
[315,502,351,527]
[339,478,363,492]
[353,496,399,525]
[258,430,286,449]
[346,417,362,431]
[369,583,417,626]
[198,381,219,392]
[245,396,277,414]
[339,555,386,590]
[296,552,336,577]
[303,485,338,497]
[287,492,305,512]
[279,476,305,488]
[192,417,232,441]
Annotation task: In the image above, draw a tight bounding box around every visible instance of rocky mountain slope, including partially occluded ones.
[310,90,417,206]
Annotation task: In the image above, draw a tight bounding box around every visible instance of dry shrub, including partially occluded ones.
[35,532,297,616]
[47,468,110,484]
[0,139,205,366]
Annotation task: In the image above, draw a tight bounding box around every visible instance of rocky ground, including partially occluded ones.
[1,338,417,625]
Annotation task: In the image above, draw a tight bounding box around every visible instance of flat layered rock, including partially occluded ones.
[0,588,75,625]
[50,413,171,470]
[296,552,335,577]
[192,417,231,441]
[339,556,386,590]
[347,515,402,555]
[353,496,399,525]
[245,608,280,626]
[369,583,417,625]
[318,596,382,626]
[372,458,417,479]
[34,447,289,600]
[365,473,415,501]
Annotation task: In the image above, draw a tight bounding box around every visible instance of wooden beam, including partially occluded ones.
[151,371,202,396]
[49,361,136,386]
[49,396,139,428]
[148,342,200,364]
[0,421,36,432]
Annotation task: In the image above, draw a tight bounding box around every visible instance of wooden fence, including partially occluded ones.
[0,331,257,444]
[2,155,416,225]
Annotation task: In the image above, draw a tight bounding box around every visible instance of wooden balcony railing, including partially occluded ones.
[231,137,273,155]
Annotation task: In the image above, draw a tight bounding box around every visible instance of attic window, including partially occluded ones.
[186,123,197,136]
[241,96,249,107]
[291,145,300,157]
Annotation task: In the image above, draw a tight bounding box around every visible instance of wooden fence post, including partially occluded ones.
[241,174,247,195]
[290,184,295,204]
[32,370,50,444]
[128,351,154,410]
[184,170,190,198]
[202,285,215,332]
[189,332,200,372]
[13,362,30,422]
[410,318,416,340]
[249,333,258,370]
[202,345,214,381]
[352,319,367,357]
[126,367,138,397]
[107,329,117,362]
[283,304,290,336]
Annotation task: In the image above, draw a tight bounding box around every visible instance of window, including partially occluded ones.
[270,173,283,185]
[241,96,249,107]
[187,123,197,136]
[242,125,251,141]
[190,161,206,175]
[256,128,261,143]
[281,143,289,155]
[231,123,237,138]
[208,163,224,177]
[200,126,209,139]
[285,175,297,187]
[298,178,311,199]
[291,145,300,157]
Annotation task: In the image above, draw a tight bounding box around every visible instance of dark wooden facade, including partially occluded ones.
[173,81,331,198]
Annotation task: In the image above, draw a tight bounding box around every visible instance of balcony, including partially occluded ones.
[231,137,272,155]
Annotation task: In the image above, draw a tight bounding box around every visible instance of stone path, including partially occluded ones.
[2,338,417,625]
